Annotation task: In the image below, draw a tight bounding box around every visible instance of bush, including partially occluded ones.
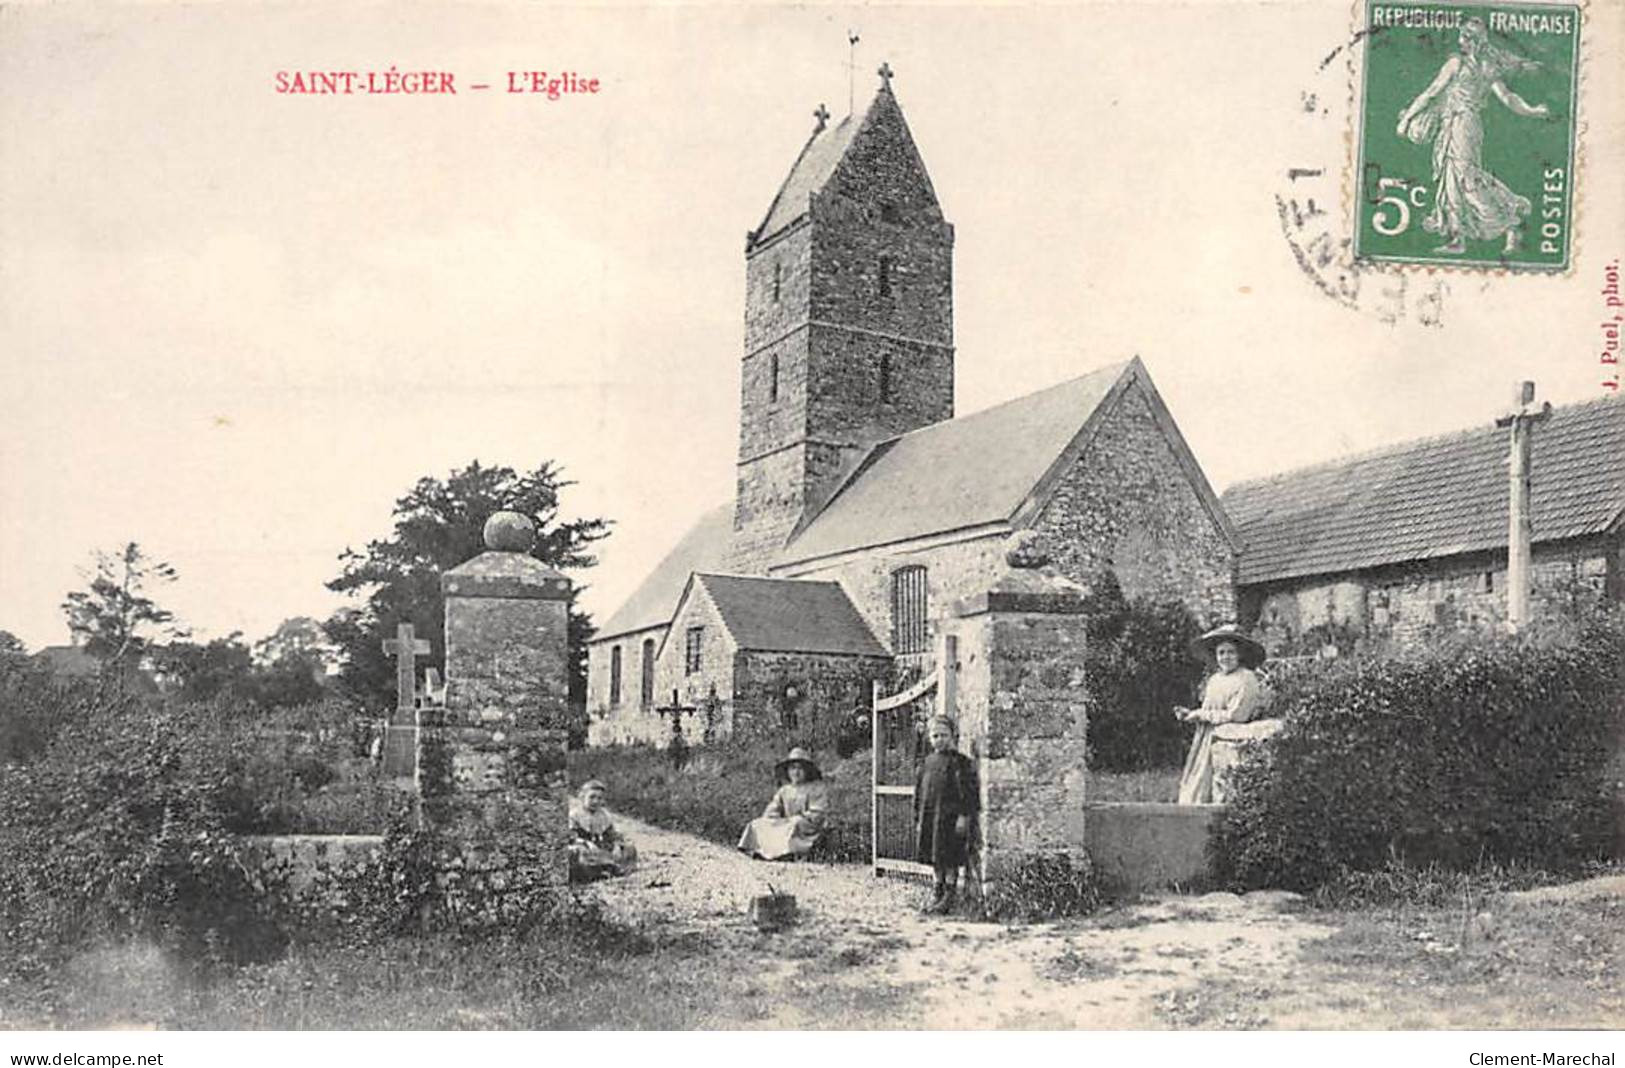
[1211,614,1625,892]
[223,699,405,835]
[1080,572,1207,772]
[0,681,296,984]
[573,737,872,863]
[979,852,1102,921]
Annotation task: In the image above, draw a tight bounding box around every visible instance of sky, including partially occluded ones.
[2,0,1621,652]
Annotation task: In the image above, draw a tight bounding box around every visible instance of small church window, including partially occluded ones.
[685,626,704,675]
[891,566,929,654]
[609,645,623,706]
[769,352,779,403]
[879,202,902,225]
[1482,571,1495,593]
[879,352,892,403]
[878,256,893,297]
[640,638,655,707]
[773,262,781,303]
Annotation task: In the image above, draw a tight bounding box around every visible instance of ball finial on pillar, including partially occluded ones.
[483,510,537,553]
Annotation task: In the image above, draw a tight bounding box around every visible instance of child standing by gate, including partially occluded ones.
[914,715,978,914]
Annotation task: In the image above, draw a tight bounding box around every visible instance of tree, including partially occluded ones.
[251,616,335,708]
[154,633,256,704]
[61,543,188,667]
[325,461,609,712]
[0,631,26,660]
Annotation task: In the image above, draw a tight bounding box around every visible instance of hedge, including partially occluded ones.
[1210,614,1625,891]
[572,737,873,863]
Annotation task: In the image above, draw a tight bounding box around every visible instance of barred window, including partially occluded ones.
[891,566,928,654]
[685,626,704,675]
[640,638,656,707]
[609,645,622,706]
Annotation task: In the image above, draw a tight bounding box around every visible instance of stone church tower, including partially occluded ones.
[731,70,955,573]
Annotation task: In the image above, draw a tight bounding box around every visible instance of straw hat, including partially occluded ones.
[1190,624,1266,669]
[774,746,823,783]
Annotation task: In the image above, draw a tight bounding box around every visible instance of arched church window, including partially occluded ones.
[878,255,893,296]
[640,637,655,707]
[773,261,781,303]
[769,352,779,403]
[609,645,623,706]
[879,352,892,403]
[891,565,928,654]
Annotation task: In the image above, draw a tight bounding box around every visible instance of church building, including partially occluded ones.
[586,70,1237,746]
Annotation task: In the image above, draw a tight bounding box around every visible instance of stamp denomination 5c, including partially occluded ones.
[1354,1,1580,271]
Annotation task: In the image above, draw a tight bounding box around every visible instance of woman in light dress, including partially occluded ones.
[738,747,830,860]
[1175,625,1269,805]
[1396,17,1550,255]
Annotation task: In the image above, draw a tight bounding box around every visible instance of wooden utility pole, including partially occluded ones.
[1494,381,1551,630]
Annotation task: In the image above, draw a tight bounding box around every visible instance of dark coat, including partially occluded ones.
[914,749,979,868]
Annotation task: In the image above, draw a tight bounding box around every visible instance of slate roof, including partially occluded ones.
[686,573,888,657]
[1223,394,1625,586]
[780,360,1134,565]
[32,645,101,678]
[596,502,733,641]
[750,111,863,248]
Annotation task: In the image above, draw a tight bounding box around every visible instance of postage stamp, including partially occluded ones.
[1353,1,1581,271]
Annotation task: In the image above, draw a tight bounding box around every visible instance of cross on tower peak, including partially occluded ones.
[877,61,894,88]
[813,103,830,131]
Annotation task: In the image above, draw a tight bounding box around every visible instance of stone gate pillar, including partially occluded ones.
[419,510,571,896]
[949,534,1090,896]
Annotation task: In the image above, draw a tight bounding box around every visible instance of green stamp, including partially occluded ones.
[1354,2,1580,271]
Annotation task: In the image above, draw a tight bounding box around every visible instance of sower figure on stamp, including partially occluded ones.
[1396,17,1550,255]
[914,715,978,915]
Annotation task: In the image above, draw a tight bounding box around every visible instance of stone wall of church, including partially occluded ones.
[806,324,954,456]
[1241,534,1621,655]
[1032,383,1236,625]
[585,625,665,747]
[732,649,892,747]
[648,580,737,745]
[744,225,814,354]
[733,441,815,575]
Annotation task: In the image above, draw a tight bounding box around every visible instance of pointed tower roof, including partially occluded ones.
[747,67,940,252]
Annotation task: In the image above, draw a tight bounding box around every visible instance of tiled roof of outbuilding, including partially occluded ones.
[687,573,888,657]
[1222,394,1625,585]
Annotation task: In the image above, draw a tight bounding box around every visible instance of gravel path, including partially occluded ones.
[586,813,1336,1028]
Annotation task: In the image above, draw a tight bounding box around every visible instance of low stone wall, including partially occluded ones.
[1082,803,1221,894]
[242,834,384,892]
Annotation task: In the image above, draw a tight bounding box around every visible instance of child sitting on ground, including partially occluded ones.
[568,779,639,883]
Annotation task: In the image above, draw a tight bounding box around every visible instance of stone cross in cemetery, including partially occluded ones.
[1495,380,1552,630]
[418,509,573,897]
[380,621,431,780]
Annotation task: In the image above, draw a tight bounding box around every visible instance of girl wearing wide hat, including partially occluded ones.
[737,747,830,860]
[1175,624,1270,804]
